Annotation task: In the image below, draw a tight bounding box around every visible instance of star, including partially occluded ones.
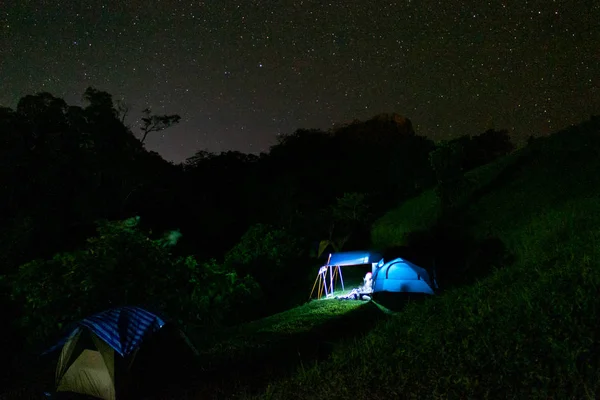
[0,1,598,162]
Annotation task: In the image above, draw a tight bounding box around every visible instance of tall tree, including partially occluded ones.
[139,108,181,144]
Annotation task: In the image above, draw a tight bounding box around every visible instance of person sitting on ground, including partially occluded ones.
[360,272,373,293]
[336,272,374,301]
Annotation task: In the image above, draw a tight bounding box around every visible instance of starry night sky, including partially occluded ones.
[2,1,599,163]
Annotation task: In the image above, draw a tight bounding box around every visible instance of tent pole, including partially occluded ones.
[309,272,320,300]
[338,266,345,291]
[332,266,338,293]
[317,275,321,299]
[329,265,334,295]
[326,254,332,295]
[318,273,323,299]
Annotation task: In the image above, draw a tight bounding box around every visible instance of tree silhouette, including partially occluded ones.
[140,108,181,144]
[83,87,117,119]
[115,99,130,125]
[470,128,514,166]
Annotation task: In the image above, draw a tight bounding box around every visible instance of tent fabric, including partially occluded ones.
[57,349,115,400]
[91,332,115,387]
[372,257,436,295]
[327,251,383,267]
[43,324,83,356]
[55,328,117,399]
[56,328,83,383]
[78,306,165,357]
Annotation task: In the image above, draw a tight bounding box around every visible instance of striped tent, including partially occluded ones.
[77,306,165,357]
[47,306,196,400]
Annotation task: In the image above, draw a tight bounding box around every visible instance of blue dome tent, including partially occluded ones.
[372,257,438,295]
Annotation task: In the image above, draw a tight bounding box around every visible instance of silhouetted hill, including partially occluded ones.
[331,112,415,139]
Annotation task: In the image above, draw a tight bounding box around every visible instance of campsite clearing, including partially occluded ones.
[186,298,388,399]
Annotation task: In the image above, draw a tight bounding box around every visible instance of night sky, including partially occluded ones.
[2,1,599,163]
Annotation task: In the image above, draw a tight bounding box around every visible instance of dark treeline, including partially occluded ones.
[0,88,514,382]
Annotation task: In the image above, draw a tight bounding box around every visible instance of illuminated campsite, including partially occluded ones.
[2,1,599,398]
[310,251,438,304]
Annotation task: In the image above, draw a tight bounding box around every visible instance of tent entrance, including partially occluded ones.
[57,349,115,400]
[55,329,116,400]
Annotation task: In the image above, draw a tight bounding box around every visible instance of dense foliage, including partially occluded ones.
[6,217,259,347]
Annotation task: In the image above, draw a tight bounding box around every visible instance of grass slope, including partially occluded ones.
[371,149,521,249]
[187,298,388,399]
[257,117,600,399]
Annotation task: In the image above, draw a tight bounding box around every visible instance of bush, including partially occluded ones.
[225,224,303,287]
[5,217,260,347]
[225,223,308,312]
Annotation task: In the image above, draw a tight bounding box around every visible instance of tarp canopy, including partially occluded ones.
[327,251,383,267]
[310,251,383,299]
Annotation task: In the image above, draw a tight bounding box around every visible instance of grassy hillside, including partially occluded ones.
[256,117,600,399]
[186,299,388,399]
[371,149,521,249]
[371,187,440,248]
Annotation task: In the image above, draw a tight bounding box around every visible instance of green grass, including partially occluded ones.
[371,150,521,248]
[371,188,440,248]
[186,298,388,399]
[252,118,600,399]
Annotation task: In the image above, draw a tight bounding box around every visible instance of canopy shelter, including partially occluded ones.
[310,251,383,299]
[372,257,438,295]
